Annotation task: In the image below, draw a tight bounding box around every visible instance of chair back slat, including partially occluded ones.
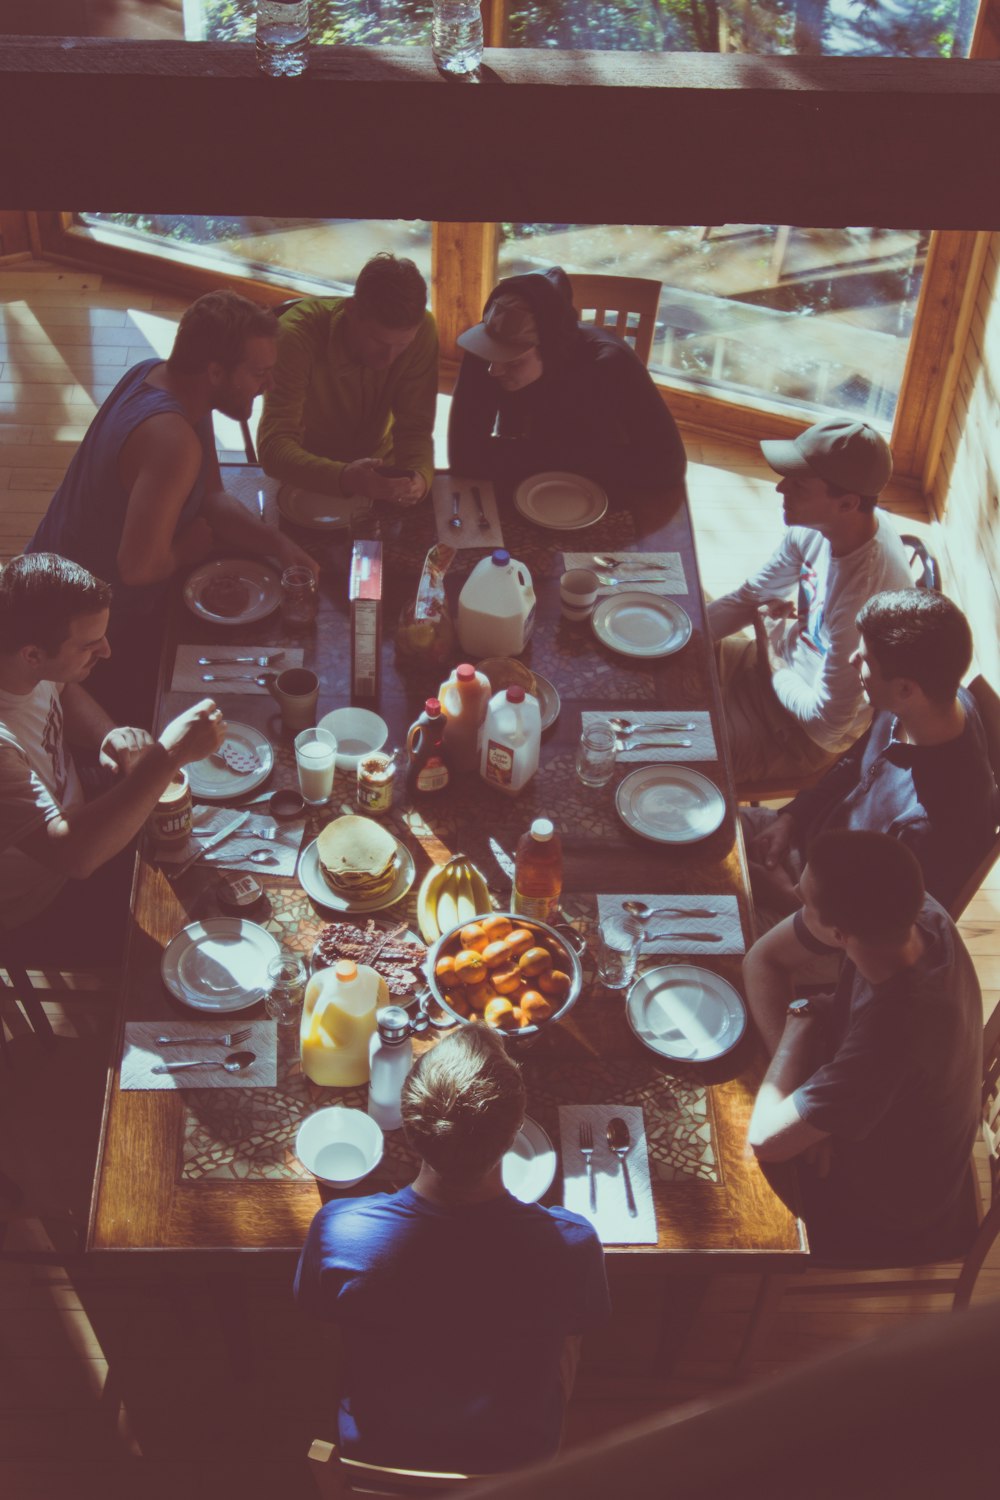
[566,274,662,367]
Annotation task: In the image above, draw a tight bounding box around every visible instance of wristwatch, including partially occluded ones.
[787,998,813,1018]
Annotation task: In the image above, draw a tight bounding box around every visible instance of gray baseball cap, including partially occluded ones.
[761,418,893,496]
[457,292,540,362]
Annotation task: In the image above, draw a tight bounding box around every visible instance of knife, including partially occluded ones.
[617,738,694,750]
[650,931,723,944]
[197,653,284,666]
[165,811,250,881]
[489,836,515,882]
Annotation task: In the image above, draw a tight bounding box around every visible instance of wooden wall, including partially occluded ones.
[930,235,1000,687]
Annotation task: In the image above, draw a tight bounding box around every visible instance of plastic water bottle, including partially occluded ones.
[432,0,484,80]
[256,0,310,78]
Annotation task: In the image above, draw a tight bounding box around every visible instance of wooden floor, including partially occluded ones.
[2,258,999,1499]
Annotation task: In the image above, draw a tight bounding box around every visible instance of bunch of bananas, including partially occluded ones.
[416,855,493,943]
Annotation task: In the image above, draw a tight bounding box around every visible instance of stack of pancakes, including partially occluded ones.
[317,816,398,902]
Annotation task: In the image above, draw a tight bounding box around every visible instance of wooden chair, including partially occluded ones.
[566,274,662,366]
[738,1000,1000,1374]
[898,533,941,591]
[239,296,303,463]
[0,960,55,1047]
[308,1439,477,1497]
[947,674,1000,920]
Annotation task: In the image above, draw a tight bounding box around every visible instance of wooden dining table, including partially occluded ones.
[87,468,806,1273]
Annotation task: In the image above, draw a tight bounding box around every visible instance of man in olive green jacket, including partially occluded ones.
[258,252,437,508]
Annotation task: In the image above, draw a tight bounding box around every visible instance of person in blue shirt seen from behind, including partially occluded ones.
[294,1025,610,1476]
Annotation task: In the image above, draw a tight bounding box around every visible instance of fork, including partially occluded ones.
[155,1026,253,1048]
[614,736,693,751]
[471,484,491,531]
[595,572,672,588]
[579,1120,597,1212]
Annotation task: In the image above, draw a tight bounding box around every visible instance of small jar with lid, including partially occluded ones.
[281,564,318,629]
[357,750,397,816]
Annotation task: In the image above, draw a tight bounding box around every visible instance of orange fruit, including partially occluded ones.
[517,945,553,977]
[446,991,472,1018]
[504,927,534,958]
[491,963,522,995]
[481,939,510,970]
[537,968,572,1001]
[480,914,513,943]
[459,922,488,951]
[483,997,518,1030]
[435,955,461,990]
[519,991,554,1025]
[454,949,487,986]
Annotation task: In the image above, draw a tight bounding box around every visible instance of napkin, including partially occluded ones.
[582,710,718,763]
[155,807,305,878]
[558,1104,657,1245]
[120,1020,278,1090]
[597,893,746,956]
[564,551,688,596]
[432,475,504,549]
[171,644,302,696]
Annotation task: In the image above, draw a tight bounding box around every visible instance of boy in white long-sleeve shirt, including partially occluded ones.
[708,418,913,784]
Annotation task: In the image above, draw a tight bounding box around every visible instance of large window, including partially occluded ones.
[500,222,926,425]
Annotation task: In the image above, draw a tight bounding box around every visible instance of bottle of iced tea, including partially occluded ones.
[512,818,563,923]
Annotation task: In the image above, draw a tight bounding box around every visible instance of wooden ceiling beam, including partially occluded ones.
[2,41,1000,227]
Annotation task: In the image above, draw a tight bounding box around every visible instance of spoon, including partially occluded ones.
[624,899,719,921]
[197,653,283,668]
[203,847,278,865]
[450,492,463,530]
[606,1117,638,1217]
[151,1050,256,1076]
[608,715,696,734]
[593,555,668,571]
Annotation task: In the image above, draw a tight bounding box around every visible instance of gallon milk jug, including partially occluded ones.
[480,685,541,795]
[300,959,387,1087]
[457,550,536,658]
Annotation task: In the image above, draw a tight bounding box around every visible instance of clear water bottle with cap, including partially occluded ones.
[368,1006,414,1131]
[256,0,310,77]
[432,0,483,80]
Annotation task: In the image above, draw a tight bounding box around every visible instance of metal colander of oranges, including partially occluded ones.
[425,913,583,1045]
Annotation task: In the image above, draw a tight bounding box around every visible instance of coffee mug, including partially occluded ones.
[560,567,600,621]
[264,667,319,731]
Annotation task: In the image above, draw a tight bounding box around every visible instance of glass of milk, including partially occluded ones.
[294,727,337,806]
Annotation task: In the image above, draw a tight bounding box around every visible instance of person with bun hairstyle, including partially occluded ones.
[294,1025,608,1473]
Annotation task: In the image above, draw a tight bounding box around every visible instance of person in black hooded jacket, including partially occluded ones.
[447,266,686,493]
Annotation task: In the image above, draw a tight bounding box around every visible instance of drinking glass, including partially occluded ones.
[575,722,617,787]
[295,727,336,806]
[265,953,307,1025]
[281,564,318,628]
[591,916,643,990]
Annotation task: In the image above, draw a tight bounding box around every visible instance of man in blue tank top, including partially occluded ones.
[29,291,317,722]
[294,1026,610,1475]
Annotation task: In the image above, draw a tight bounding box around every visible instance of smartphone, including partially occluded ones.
[374,464,416,480]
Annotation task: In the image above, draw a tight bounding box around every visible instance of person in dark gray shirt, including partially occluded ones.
[744,589,999,942]
[746,830,982,1264]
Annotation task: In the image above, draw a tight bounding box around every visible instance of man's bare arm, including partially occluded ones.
[117,415,214,586]
[742,915,820,1056]
[747,1011,830,1162]
[16,701,224,880]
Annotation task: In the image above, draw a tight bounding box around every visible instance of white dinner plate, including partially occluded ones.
[591,593,692,659]
[531,673,561,732]
[626,964,747,1062]
[183,558,282,625]
[298,837,416,913]
[615,766,726,845]
[186,723,274,800]
[502,1117,557,1203]
[160,918,280,1013]
[513,471,608,530]
[277,485,372,533]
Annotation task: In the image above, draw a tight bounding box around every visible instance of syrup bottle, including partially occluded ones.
[406,697,450,796]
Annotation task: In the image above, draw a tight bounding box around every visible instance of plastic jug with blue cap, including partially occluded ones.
[456,549,536,658]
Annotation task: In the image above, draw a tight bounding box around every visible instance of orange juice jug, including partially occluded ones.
[300,959,387,1087]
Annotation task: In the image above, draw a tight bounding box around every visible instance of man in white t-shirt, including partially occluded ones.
[708,418,914,784]
[0,553,225,962]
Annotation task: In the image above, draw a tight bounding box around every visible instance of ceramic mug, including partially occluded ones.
[264,667,319,732]
[560,567,600,621]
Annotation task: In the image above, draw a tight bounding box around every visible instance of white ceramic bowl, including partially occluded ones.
[295,1106,384,1188]
[317,707,389,769]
